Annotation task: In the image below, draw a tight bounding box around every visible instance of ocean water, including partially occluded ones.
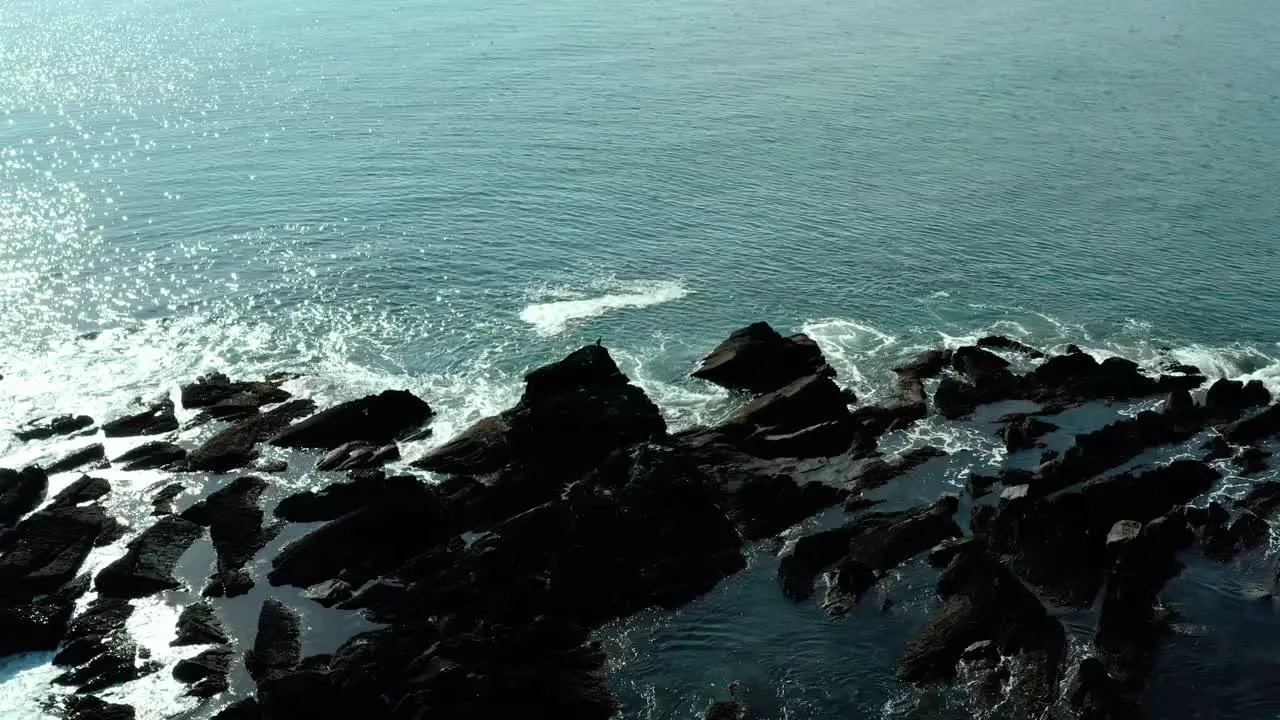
[1,0,1279,717]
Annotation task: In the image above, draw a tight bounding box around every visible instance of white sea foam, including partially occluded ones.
[799,319,897,398]
[518,280,690,337]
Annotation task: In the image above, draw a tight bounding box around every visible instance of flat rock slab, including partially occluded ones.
[115,441,187,471]
[95,515,204,598]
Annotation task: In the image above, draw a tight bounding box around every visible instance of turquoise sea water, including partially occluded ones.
[1,0,1279,717]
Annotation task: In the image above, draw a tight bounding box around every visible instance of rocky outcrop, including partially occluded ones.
[1095,516,1193,684]
[174,645,234,697]
[989,460,1218,606]
[976,335,1046,358]
[15,414,94,442]
[1221,404,1280,446]
[48,475,111,509]
[314,441,399,471]
[778,496,961,602]
[711,374,858,459]
[245,599,301,684]
[0,465,47,525]
[95,515,205,598]
[1204,378,1271,421]
[181,371,291,410]
[182,399,317,472]
[173,602,230,647]
[44,443,107,474]
[182,476,281,597]
[414,346,665,475]
[1003,415,1057,452]
[691,322,834,394]
[115,441,187,471]
[63,696,137,720]
[274,472,419,524]
[53,597,157,693]
[270,390,433,450]
[102,396,178,437]
[899,546,1065,716]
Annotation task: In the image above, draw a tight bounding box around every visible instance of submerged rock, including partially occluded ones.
[691,322,834,394]
[270,390,433,450]
[778,496,961,602]
[95,515,204,598]
[102,397,178,438]
[15,414,94,442]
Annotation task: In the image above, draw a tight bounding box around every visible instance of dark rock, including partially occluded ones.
[928,537,977,568]
[1037,410,1205,497]
[306,579,355,607]
[412,415,512,475]
[245,599,301,684]
[183,399,317,472]
[15,414,94,442]
[1234,445,1272,475]
[49,475,111,509]
[967,472,1000,499]
[275,473,419,524]
[971,504,996,534]
[952,345,1012,381]
[181,372,291,410]
[63,696,136,720]
[848,447,947,491]
[899,547,1064,716]
[0,504,114,597]
[254,459,289,473]
[779,496,960,601]
[1237,481,1280,518]
[715,374,856,458]
[211,698,260,720]
[1201,435,1233,461]
[315,441,400,472]
[722,470,845,541]
[182,476,280,598]
[704,700,747,720]
[419,347,666,474]
[150,483,184,516]
[173,602,230,646]
[1003,416,1058,452]
[173,645,233,689]
[892,349,951,379]
[102,397,178,438]
[1205,379,1271,421]
[270,390,432,450]
[52,598,134,687]
[1223,404,1280,446]
[976,335,1046,358]
[1067,657,1144,720]
[95,515,204,598]
[44,444,107,475]
[691,322,834,394]
[54,634,151,693]
[0,579,86,657]
[1164,388,1196,419]
[1096,516,1193,684]
[990,460,1218,606]
[0,466,47,525]
[114,441,187,471]
[1025,351,1204,408]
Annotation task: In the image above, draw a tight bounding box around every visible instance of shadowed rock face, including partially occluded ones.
[0,466,47,526]
[415,345,665,475]
[182,399,317,472]
[102,397,178,438]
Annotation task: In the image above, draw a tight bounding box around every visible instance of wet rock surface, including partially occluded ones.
[3,333,1279,718]
[102,397,178,438]
[16,414,94,442]
[95,515,204,598]
[44,443,107,475]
